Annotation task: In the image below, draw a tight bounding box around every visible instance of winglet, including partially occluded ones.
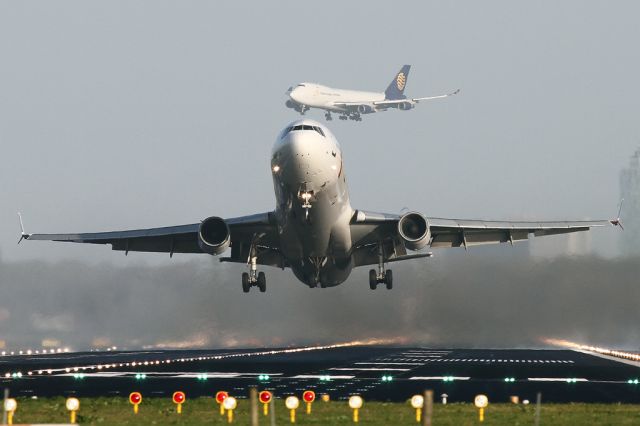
[610,198,624,230]
[17,212,30,244]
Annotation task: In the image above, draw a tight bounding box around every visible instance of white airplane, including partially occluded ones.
[285,65,459,121]
[22,119,619,292]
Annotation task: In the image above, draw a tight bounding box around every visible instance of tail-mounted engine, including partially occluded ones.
[398,212,430,251]
[198,216,230,255]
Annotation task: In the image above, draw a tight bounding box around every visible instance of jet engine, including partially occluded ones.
[398,212,430,251]
[198,216,230,255]
[357,105,374,114]
[398,101,414,111]
[285,100,297,109]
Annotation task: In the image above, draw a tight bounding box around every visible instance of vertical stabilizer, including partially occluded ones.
[384,65,411,100]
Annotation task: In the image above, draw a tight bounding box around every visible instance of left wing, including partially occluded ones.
[350,210,616,267]
[23,212,284,266]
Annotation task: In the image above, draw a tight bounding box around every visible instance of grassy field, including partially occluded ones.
[6,397,640,425]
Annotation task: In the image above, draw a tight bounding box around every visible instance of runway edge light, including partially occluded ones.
[302,390,315,414]
[172,391,186,414]
[129,392,142,414]
[223,396,237,423]
[348,395,363,423]
[474,394,488,423]
[216,391,229,415]
[410,394,423,422]
[4,398,17,425]
[259,390,272,416]
[66,397,80,424]
[285,396,299,423]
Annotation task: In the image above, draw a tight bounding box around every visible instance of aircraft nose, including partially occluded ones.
[289,87,302,103]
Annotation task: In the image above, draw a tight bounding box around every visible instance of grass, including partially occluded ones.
[6,397,640,425]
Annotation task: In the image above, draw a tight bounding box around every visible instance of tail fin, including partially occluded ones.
[384,65,411,100]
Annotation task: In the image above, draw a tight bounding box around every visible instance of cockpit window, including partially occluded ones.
[281,124,326,139]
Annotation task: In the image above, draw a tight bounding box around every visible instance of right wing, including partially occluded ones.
[24,212,284,267]
[372,89,461,107]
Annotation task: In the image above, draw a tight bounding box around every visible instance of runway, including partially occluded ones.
[2,346,640,402]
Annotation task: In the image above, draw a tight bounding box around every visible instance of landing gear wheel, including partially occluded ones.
[325,112,332,121]
[369,269,377,290]
[385,269,393,290]
[242,272,250,293]
[257,272,266,293]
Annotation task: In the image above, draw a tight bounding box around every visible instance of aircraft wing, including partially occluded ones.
[372,89,460,106]
[24,212,283,266]
[350,210,615,266]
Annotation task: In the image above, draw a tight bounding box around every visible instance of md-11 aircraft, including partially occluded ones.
[22,119,619,292]
[285,65,459,121]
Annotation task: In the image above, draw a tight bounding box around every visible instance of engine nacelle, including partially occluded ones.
[285,99,297,109]
[198,216,230,255]
[398,212,430,251]
[398,101,414,111]
[357,104,374,114]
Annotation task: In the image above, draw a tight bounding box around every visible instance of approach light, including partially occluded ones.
[285,396,299,423]
[223,397,237,423]
[66,397,80,423]
[348,396,363,423]
[172,391,186,414]
[259,391,272,416]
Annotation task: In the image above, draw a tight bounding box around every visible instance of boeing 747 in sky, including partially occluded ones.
[285,65,459,121]
[22,120,618,292]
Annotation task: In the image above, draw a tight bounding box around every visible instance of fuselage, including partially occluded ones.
[287,83,385,113]
[271,119,354,286]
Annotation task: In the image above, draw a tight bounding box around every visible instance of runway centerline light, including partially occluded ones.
[223,396,237,423]
[285,396,299,423]
[259,391,272,416]
[349,395,363,423]
[4,398,17,425]
[66,397,80,424]
[172,391,186,414]
[129,392,142,414]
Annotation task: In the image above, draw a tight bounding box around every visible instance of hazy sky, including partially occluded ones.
[1,2,639,349]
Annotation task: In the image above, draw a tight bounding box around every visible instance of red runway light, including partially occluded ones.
[172,391,186,404]
[215,391,228,404]
[303,390,316,403]
[259,390,272,404]
[129,392,142,405]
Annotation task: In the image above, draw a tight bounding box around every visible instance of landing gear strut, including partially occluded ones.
[369,242,393,290]
[242,248,266,293]
[325,111,333,121]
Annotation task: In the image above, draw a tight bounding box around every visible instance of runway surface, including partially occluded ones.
[2,346,640,402]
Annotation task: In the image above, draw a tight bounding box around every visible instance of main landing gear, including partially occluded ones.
[242,250,266,293]
[369,269,393,290]
[325,111,333,121]
[369,242,392,290]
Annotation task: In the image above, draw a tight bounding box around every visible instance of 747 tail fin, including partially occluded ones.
[384,65,411,100]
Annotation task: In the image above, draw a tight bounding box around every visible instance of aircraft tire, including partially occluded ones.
[242,273,250,293]
[369,269,377,290]
[385,270,393,290]
[257,272,266,292]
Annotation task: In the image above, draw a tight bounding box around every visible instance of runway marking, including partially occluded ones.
[409,376,470,381]
[528,378,588,382]
[354,362,423,366]
[329,367,412,372]
[293,375,354,379]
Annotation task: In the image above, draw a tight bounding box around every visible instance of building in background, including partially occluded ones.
[620,148,640,256]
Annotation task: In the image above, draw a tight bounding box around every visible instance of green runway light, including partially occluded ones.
[73,373,85,379]
[319,375,331,382]
[442,376,455,382]
[135,373,146,380]
[258,374,270,381]
[381,375,393,382]
[504,377,515,382]
[628,379,639,384]
[197,373,208,381]
[566,378,578,383]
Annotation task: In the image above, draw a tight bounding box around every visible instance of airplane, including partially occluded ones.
[285,65,460,121]
[21,119,620,292]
